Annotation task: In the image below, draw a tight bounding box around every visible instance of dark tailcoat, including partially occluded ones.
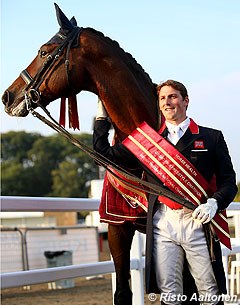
[93,119,238,297]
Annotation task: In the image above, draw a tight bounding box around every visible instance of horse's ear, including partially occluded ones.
[54,3,74,32]
[70,16,77,26]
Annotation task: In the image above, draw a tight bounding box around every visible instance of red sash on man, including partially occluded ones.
[121,121,231,249]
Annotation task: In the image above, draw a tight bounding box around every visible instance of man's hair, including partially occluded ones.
[156,80,188,99]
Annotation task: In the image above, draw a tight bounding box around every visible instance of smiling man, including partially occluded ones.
[93,80,237,305]
[144,79,237,304]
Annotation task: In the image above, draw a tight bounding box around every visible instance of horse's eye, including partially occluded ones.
[39,50,48,58]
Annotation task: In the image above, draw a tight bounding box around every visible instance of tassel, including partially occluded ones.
[59,97,66,127]
[68,95,80,130]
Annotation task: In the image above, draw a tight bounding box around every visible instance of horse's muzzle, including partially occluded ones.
[2,90,29,117]
[2,90,10,106]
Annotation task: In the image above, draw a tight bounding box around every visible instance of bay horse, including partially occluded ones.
[2,4,159,305]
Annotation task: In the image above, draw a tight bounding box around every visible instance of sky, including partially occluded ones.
[1,0,240,182]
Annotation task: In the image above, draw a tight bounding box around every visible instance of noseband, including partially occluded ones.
[20,26,83,110]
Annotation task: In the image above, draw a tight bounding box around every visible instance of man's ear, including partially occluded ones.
[184,96,189,109]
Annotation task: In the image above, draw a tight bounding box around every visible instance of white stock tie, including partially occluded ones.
[169,126,181,145]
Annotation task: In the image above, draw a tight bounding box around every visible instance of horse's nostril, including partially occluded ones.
[2,90,9,105]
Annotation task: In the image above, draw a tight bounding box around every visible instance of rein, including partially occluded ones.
[27,103,195,211]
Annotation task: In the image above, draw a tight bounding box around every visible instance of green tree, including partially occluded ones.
[1,131,43,196]
[50,133,99,198]
[1,131,41,163]
[51,160,83,197]
[26,135,68,195]
[1,131,99,197]
[1,161,35,196]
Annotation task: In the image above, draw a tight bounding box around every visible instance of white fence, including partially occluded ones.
[1,196,240,305]
[25,227,99,270]
[0,196,146,305]
[1,226,99,274]
[1,228,25,272]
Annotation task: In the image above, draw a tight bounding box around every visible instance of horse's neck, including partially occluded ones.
[90,62,158,137]
[79,31,159,138]
[98,79,157,138]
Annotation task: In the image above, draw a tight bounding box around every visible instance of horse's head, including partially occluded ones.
[2,3,160,137]
[2,4,83,117]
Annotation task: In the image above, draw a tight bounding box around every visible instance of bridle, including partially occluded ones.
[18,26,196,211]
[20,26,83,111]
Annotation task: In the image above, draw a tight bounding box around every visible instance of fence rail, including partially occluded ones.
[1,196,240,305]
[1,196,240,212]
[0,196,100,212]
[1,258,144,289]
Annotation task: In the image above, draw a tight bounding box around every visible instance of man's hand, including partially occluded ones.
[96,99,108,119]
[192,198,218,224]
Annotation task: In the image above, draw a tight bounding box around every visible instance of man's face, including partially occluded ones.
[159,85,189,125]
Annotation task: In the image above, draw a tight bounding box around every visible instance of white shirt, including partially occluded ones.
[166,117,190,145]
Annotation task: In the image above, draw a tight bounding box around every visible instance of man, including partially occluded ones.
[93,80,237,305]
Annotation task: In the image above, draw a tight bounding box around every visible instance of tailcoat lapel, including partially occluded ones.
[176,128,202,152]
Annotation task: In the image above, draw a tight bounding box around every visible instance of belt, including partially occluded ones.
[157,202,193,213]
[158,195,183,210]
[158,203,182,211]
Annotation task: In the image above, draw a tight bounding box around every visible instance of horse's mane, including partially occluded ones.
[85,27,154,87]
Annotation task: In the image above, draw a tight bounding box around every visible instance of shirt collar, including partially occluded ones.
[166,117,190,134]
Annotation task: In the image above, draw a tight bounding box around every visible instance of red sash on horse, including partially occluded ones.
[98,130,148,224]
[99,173,147,224]
[122,121,231,249]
